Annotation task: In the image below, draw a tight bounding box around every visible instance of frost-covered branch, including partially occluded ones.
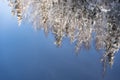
[8,0,120,67]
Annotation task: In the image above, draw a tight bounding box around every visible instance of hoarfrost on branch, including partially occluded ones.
[8,0,120,67]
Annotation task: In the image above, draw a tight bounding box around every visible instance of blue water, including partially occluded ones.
[0,1,120,80]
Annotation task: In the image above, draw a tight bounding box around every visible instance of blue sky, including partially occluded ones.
[0,1,120,80]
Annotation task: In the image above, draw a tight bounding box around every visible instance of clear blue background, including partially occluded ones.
[0,1,120,80]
